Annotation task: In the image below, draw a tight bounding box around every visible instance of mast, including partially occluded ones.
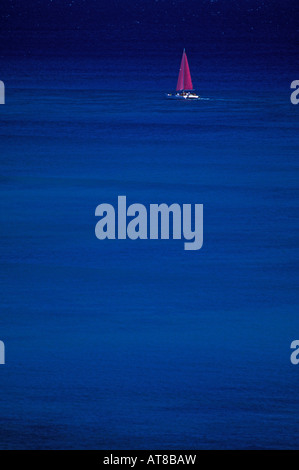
[183,48,185,90]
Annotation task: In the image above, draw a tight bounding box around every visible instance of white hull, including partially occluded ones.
[166,92,200,100]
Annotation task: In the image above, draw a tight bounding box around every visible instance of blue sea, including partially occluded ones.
[0,39,299,449]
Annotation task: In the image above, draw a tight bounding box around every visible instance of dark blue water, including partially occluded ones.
[0,44,299,449]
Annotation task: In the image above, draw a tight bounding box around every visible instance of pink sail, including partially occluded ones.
[176,49,193,91]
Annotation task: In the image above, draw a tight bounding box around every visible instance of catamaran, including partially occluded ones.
[166,49,199,100]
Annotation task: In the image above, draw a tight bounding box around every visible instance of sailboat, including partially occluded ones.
[166,49,199,100]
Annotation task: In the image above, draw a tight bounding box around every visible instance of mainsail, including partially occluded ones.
[176,49,193,92]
